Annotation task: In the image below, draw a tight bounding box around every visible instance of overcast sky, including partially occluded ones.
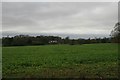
[2,2,118,39]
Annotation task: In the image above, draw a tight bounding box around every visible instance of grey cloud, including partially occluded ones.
[2,2,118,38]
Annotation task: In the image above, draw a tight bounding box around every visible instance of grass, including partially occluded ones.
[0,46,2,79]
[2,43,118,78]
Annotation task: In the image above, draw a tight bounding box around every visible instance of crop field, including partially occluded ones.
[2,43,118,78]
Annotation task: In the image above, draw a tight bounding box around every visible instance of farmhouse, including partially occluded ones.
[49,40,58,44]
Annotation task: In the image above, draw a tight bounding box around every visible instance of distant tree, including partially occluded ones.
[2,37,13,46]
[77,39,84,44]
[86,38,91,44]
[64,36,70,44]
[69,39,75,45]
[101,37,107,43]
[0,38,2,46]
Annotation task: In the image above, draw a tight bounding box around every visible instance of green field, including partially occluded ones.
[2,43,118,78]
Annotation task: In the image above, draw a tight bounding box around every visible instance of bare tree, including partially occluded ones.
[110,22,120,43]
[110,22,120,38]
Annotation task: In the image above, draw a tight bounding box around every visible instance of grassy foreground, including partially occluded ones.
[2,43,118,78]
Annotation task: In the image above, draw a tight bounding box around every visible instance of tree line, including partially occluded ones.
[2,35,112,46]
[2,22,120,46]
